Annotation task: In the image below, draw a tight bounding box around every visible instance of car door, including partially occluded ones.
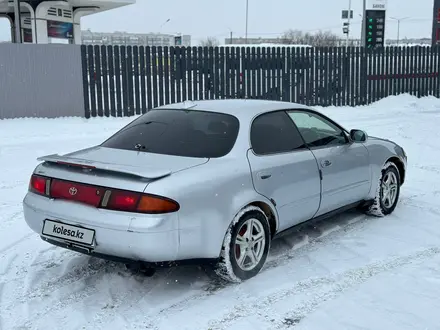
[287,110,371,216]
[246,111,321,232]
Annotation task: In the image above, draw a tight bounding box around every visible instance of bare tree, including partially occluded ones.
[199,36,220,47]
[281,29,339,47]
[280,29,306,44]
[312,30,339,47]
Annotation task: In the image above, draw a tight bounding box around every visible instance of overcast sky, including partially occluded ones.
[0,0,435,43]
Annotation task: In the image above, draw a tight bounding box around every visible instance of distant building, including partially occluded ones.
[81,30,191,47]
[387,38,431,46]
[224,37,285,45]
[225,36,432,47]
[225,36,362,47]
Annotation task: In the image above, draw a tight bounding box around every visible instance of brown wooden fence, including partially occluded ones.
[81,45,440,118]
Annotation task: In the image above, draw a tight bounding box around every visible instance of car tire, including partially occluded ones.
[366,162,401,217]
[215,206,271,283]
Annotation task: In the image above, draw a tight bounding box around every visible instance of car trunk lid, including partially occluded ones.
[35,146,209,193]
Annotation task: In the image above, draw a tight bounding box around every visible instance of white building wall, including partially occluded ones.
[81,31,192,47]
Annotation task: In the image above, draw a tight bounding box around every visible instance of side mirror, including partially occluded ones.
[350,129,368,143]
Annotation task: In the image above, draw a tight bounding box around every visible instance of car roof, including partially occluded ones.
[155,99,312,122]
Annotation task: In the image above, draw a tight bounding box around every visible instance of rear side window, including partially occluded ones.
[101,109,240,158]
[250,111,305,155]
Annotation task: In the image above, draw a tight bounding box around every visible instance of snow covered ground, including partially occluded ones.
[1,94,440,330]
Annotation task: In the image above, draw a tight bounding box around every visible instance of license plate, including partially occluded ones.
[42,220,95,246]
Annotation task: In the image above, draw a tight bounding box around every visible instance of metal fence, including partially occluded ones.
[0,44,85,119]
[81,45,440,118]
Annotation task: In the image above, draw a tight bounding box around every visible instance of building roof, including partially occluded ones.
[0,0,135,16]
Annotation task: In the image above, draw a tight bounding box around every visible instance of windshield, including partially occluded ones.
[101,109,240,158]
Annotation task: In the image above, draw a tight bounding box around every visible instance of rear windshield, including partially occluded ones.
[101,109,240,158]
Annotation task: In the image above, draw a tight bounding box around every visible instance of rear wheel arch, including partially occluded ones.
[248,201,278,238]
[386,156,405,185]
[226,199,278,243]
[215,204,272,282]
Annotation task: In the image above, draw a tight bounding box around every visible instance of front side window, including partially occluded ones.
[250,111,305,155]
[101,109,240,158]
[287,111,347,148]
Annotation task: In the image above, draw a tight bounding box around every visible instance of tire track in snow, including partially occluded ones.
[1,250,113,321]
[86,268,231,330]
[2,248,70,291]
[264,213,369,272]
[0,253,18,276]
[206,276,342,330]
[4,211,375,329]
[121,214,370,328]
[20,258,117,302]
[24,249,79,290]
[0,233,33,255]
[0,181,26,190]
[0,210,24,230]
[124,214,374,329]
[207,246,440,330]
[3,245,224,330]
[9,251,215,329]
[275,246,440,329]
[89,269,177,330]
[0,282,4,330]
[9,262,131,329]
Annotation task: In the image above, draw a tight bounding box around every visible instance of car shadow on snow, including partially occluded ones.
[86,209,363,283]
[269,209,364,259]
[30,209,368,311]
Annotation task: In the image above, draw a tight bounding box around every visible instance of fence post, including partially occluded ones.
[133,46,141,114]
[359,46,368,105]
[101,46,110,117]
[436,46,440,98]
[87,45,96,117]
[80,45,90,119]
[94,45,103,116]
[114,46,122,117]
[107,46,116,117]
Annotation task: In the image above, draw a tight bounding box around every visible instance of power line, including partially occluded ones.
[195,18,433,43]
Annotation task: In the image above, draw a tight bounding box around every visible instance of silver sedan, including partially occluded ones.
[22,99,407,282]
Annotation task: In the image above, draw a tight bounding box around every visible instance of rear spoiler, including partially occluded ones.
[37,154,171,180]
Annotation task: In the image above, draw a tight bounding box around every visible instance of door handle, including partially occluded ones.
[321,160,332,168]
[259,172,272,180]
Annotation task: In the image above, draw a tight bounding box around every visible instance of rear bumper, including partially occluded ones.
[41,237,218,267]
[23,192,207,263]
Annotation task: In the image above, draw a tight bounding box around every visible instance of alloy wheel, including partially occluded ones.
[381,171,398,208]
[234,218,266,271]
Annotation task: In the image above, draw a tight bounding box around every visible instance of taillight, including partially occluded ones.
[107,190,140,212]
[28,175,179,214]
[137,195,180,214]
[105,190,179,214]
[29,175,49,196]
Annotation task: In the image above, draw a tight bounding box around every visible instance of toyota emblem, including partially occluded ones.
[69,187,78,196]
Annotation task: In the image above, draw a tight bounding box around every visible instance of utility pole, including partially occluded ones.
[390,17,409,45]
[245,0,249,44]
[346,0,352,47]
[13,0,22,43]
[159,18,170,34]
[361,0,366,46]
[230,31,233,44]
